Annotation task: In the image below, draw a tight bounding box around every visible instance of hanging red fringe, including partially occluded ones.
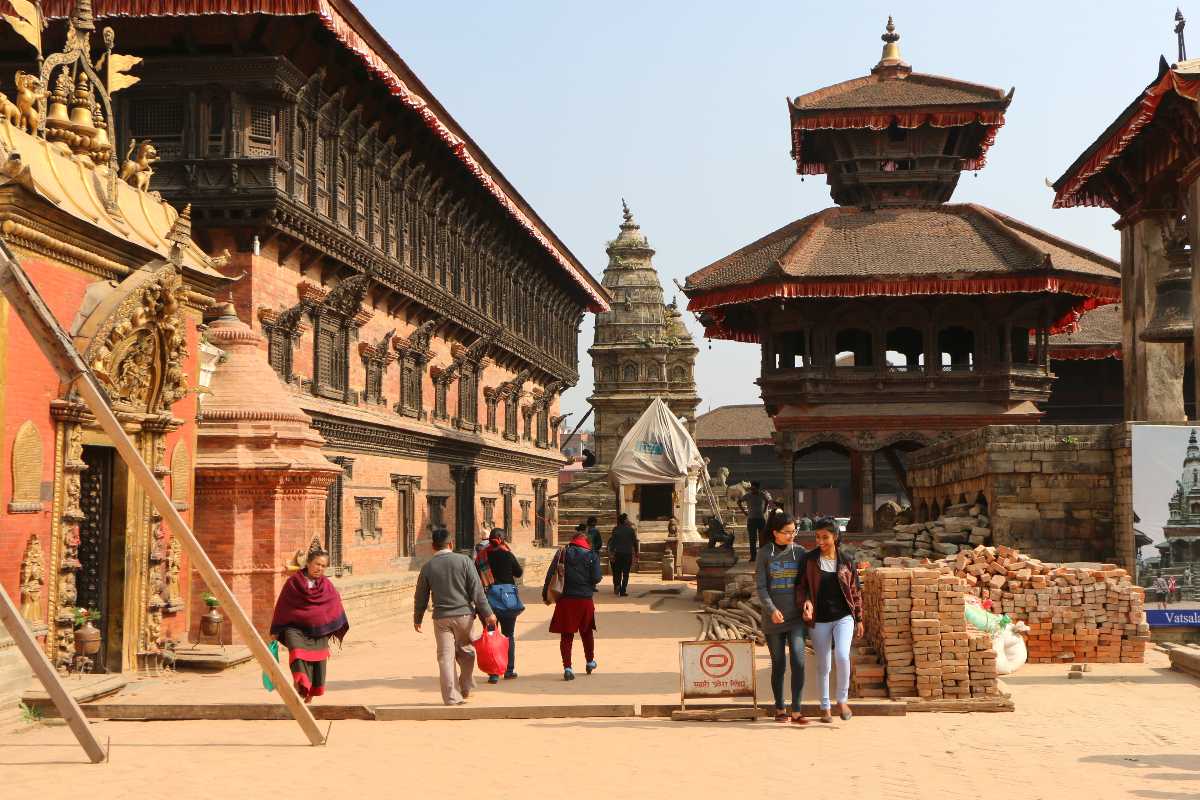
[790,109,1006,175]
[1054,69,1200,209]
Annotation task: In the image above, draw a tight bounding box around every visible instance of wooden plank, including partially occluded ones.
[373,704,636,721]
[671,708,758,722]
[39,703,374,721]
[641,701,907,718]
[904,697,1015,713]
[0,583,106,763]
[0,242,326,746]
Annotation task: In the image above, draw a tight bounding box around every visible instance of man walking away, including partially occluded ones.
[1153,574,1169,610]
[414,528,498,705]
[608,513,638,596]
[739,482,773,561]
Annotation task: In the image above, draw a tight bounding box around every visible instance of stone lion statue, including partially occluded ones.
[726,480,751,504]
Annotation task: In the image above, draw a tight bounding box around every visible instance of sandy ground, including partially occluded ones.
[2,574,1199,799]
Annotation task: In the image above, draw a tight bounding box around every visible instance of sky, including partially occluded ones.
[357,0,1185,422]
[1134,425,1197,550]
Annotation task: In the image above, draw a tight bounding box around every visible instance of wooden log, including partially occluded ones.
[671,707,758,722]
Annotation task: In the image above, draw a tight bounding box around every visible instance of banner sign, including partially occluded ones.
[1147,609,1200,626]
[679,640,756,706]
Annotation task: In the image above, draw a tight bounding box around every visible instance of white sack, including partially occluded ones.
[608,398,703,489]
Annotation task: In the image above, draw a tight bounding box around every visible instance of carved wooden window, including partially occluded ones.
[397,356,424,418]
[457,367,478,430]
[485,393,498,433]
[315,318,350,399]
[522,407,533,442]
[206,97,226,156]
[295,123,308,176]
[267,326,294,381]
[246,104,277,157]
[373,178,385,250]
[364,358,384,405]
[130,99,184,158]
[428,495,448,530]
[434,380,449,421]
[519,499,531,528]
[9,420,42,513]
[623,363,638,382]
[354,497,384,542]
[501,485,516,539]
[355,163,368,237]
[336,153,349,227]
[324,457,352,571]
[504,394,519,441]
[481,497,496,529]
[316,135,330,216]
[536,404,550,449]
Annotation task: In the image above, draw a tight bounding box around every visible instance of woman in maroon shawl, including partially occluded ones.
[270,549,349,702]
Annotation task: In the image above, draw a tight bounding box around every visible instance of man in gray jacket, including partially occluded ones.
[414,528,497,705]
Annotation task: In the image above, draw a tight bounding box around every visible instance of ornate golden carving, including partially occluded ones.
[165,536,182,612]
[119,139,158,191]
[19,534,43,622]
[13,70,44,135]
[84,266,190,413]
[170,442,190,504]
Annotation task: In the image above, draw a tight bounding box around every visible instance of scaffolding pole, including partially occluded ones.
[0,241,325,746]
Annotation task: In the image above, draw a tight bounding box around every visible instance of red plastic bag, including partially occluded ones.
[474,626,509,677]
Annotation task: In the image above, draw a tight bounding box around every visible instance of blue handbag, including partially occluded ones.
[487,583,525,616]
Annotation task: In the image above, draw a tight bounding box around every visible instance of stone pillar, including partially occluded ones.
[679,472,701,540]
[1188,179,1200,418]
[1121,214,1187,422]
[861,449,876,533]
[194,306,341,643]
[777,435,796,516]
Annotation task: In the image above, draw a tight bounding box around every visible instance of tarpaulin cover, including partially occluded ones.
[608,398,704,490]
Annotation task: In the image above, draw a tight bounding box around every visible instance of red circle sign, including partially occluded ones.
[699,643,734,678]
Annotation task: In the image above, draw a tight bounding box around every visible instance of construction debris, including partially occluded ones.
[935,545,1148,664]
[854,502,991,567]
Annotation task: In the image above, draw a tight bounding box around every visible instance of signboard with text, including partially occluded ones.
[1147,609,1200,626]
[679,640,757,708]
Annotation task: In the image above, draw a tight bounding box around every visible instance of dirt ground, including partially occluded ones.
[2,574,1198,799]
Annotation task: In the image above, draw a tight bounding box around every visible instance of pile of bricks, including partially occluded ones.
[937,545,1149,664]
[860,567,1000,700]
[855,503,992,567]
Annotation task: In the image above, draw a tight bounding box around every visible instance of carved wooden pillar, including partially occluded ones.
[860,449,876,533]
[1189,178,1200,419]
[776,434,796,516]
[1121,213,1187,421]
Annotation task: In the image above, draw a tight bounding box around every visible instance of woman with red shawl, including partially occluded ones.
[475,528,525,683]
[542,529,602,681]
[270,549,350,703]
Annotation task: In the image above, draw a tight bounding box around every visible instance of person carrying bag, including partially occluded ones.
[476,528,525,682]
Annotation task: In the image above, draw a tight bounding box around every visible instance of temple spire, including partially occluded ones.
[873,16,911,76]
[1177,8,1188,62]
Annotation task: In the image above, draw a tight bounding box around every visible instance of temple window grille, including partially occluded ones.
[130,99,184,158]
[246,104,276,156]
[267,326,294,381]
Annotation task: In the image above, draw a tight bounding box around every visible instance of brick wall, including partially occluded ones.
[908,425,1122,566]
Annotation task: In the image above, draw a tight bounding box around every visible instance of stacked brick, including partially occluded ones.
[862,567,1000,700]
[938,545,1149,664]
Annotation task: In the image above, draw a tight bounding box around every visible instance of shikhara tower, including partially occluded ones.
[589,202,700,465]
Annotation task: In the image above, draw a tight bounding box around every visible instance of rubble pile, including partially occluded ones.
[936,545,1149,664]
[855,503,991,567]
[860,567,1000,700]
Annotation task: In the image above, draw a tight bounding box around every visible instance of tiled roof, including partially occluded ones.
[695,404,775,444]
[1046,302,1121,347]
[686,204,1119,293]
[792,72,1008,112]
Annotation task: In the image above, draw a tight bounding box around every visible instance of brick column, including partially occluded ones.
[194,306,340,643]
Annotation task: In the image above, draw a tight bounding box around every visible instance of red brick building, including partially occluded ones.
[58,0,607,635]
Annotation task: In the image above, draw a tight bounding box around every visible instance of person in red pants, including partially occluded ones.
[543,528,602,680]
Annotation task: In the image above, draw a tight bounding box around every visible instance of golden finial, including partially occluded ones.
[874,16,910,74]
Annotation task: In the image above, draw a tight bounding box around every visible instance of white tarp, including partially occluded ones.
[608,398,704,488]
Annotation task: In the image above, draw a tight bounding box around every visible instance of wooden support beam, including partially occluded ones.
[0,241,325,746]
[0,583,106,763]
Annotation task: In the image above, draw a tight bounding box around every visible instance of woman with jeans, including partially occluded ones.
[475,528,524,683]
[754,510,808,724]
[798,517,863,722]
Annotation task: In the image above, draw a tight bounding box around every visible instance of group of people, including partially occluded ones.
[1152,572,1185,608]
[735,481,828,560]
[264,506,865,720]
[755,510,863,725]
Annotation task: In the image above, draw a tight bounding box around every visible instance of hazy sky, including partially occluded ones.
[358,0,1183,422]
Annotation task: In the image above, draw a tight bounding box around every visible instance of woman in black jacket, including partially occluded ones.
[476,528,525,683]
[543,528,602,681]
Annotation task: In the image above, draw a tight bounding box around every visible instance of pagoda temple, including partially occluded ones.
[683,19,1121,533]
